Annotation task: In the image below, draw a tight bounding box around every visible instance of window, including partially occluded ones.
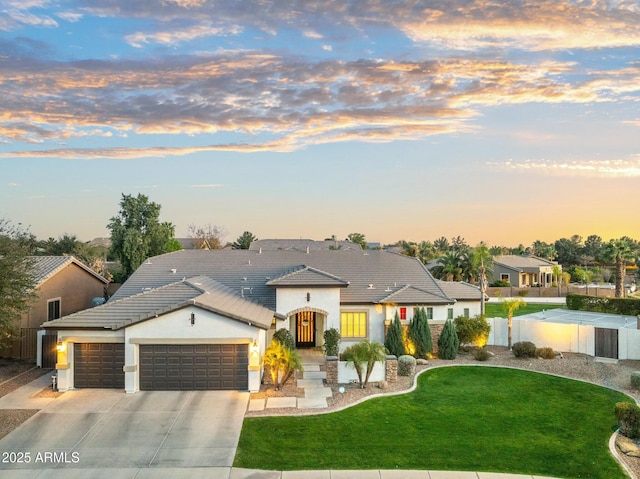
[500,273,510,281]
[464,308,470,318]
[399,307,406,320]
[340,312,367,338]
[447,308,454,320]
[426,307,433,320]
[47,299,61,321]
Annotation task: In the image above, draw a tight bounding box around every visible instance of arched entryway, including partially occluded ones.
[288,307,328,349]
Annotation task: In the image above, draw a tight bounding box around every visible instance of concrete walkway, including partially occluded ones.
[248,349,332,412]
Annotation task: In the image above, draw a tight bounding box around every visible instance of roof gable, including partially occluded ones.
[266,266,349,287]
[31,255,109,286]
[378,284,451,304]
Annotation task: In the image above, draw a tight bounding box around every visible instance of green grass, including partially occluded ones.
[234,367,631,478]
[484,302,565,318]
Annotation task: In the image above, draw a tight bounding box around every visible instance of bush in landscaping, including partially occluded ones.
[385,311,406,358]
[536,347,556,359]
[566,293,640,316]
[408,307,432,358]
[398,355,416,376]
[272,328,295,351]
[517,290,529,297]
[631,372,640,390]
[343,340,387,389]
[490,279,511,287]
[473,348,492,361]
[437,319,459,360]
[616,402,640,439]
[454,314,491,347]
[512,341,537,358]
[323,328,340,357]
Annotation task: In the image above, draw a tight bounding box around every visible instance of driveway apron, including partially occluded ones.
[0,389,249,471]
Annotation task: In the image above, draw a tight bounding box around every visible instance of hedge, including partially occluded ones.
[566,293,640,316]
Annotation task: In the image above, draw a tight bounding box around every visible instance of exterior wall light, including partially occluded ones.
[249,340,260,367]
[306,292,311,302]
[56,341,66,353]
[190,312,195,326]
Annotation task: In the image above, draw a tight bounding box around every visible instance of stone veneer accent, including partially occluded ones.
[325,356,338,385]
[385,355,398,383]
[430,322,445,356]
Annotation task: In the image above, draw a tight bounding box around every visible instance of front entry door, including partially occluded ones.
[296,311,315,348]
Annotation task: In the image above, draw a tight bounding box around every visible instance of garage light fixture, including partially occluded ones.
[56,341,66,353]
[190,312,195,326]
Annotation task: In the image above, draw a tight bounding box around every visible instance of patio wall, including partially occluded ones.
[487,317,595,356]
[337,360,386,383]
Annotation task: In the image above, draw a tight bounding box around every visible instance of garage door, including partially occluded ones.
[74,343,125,388]
[139,344,248,391]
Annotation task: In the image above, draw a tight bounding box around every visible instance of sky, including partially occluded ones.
[1,0,639,248]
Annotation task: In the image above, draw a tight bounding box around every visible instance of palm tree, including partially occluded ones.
[472,242,493,316]
[262,340,303,390]
[552,264,563,296]
[603,237,638,298]
[500,297,526,350]
[343,340,387,388]
[437,251,463,281]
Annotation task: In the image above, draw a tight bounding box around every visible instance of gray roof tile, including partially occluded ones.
[31,256,108,286]
[266,266,349,287]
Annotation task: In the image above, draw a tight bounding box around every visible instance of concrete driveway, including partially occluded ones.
[0,384,249,472]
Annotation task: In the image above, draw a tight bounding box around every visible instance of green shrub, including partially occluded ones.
[272,328,295,351]
[323,328,341,357]
[566,293,640,316]
[631,372,640,390]
[616,402,640,439]
[490,279,511,287]
[408,307,432,358]
[384,312,406,357]
[536,347,555,359]
[437,319,459,360]
[512,341,537,358]
[398,355,417,376]
[517,290,529,297]
[454,314,491,347]
[473,349,492,361]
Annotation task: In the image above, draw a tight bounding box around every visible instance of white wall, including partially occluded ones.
[619,329,640,360]
[338,360,386,383]
[487,317,595,355]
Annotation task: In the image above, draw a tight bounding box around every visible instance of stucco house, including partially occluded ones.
[1,256,108,360]
[42,248,481,393]
[492,255,560,288]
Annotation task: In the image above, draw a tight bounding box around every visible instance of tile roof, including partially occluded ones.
[493,255,558,272]
[42,276,277,330]
[31,256,109,286]
[377,285,452,304]
[111,249,456,310]
[266,266,349,287]
[436,281,482,300]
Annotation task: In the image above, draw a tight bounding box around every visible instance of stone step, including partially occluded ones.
[304,387,333,398]
[297,378,324,388]
[303,371,326,380]
[265,397,297,409]
[297,397,328,409]
[302,364,321,372]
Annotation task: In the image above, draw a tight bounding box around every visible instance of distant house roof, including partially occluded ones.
[493,255,558,273]
[42,275,279,331]
[110,249,456,310]
[31,256,109,286]
[249,239,362,252]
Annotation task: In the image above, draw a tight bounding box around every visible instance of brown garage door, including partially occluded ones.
[139,344,248,391]
[74,343,125,388]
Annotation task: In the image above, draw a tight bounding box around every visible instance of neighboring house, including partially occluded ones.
[492,255,560,288]
[249,239,362,252]
[1,256,108,360]
[43,249,480,393]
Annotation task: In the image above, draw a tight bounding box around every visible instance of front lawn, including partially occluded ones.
[484,302,564,318]
[234,367,630,478]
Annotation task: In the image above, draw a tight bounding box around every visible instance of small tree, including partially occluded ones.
[272,328,295,351]
[408,307,432,358]
[500,296,526,349]
[232,231,258,250]
[437,319,459,359]
[343,340,387,388]
[262,340,303,390]
[384,311,406,357]
[323,328,340,357]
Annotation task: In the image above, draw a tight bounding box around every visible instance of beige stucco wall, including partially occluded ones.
[23,263,107,329]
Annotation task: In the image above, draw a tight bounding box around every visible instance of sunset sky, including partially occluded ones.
[1,1,639,247]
